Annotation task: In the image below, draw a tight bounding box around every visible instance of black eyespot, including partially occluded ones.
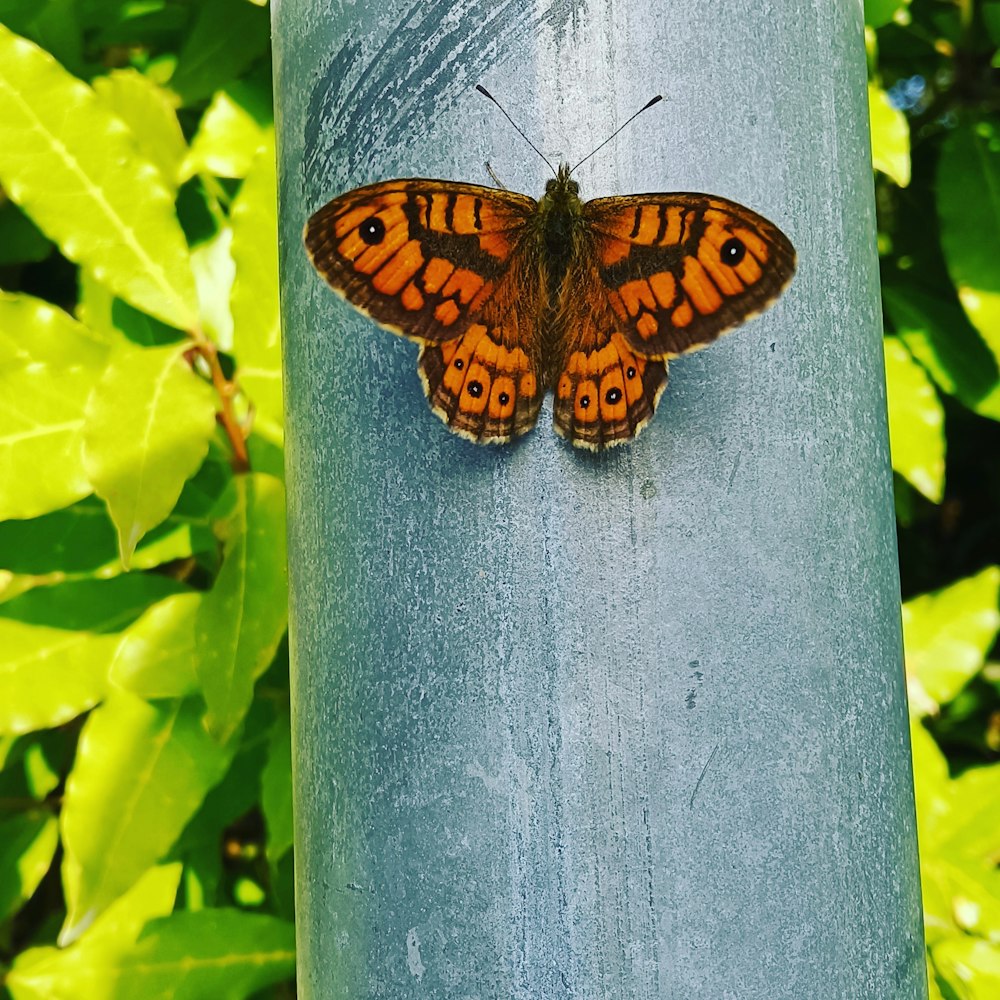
[605,387,623,405]
[626,366,637,379]
[358,216,385,245]
[498,391,510,406]
[721,237,746,265]
[467,380,483,398]
[454,358,464,370]
[580,395,591,409]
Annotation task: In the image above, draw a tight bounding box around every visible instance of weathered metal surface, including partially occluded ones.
[273,0,927,996]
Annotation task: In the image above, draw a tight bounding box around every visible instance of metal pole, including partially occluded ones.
[273,1,926,997]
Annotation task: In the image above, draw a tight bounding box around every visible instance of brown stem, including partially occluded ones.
[187,336,251,473]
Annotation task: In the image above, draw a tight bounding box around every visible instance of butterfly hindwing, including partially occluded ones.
[304,180,536,343]
[584,193,796,358]
[419,323,542,444]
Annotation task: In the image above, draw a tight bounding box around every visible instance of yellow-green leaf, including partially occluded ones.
[869,82,910,187]
[92,69,187,190]
[82,343,216,567]
[0,364,104,521]
[903,566,1000,709]
[0,25,198,329]
[884,336,945,501]
[231,132,282,442]
[0,620,117,736]
[195,474,287,742]
[60,693,234,939]
[938,121,1000,365]
[181,87,269,181]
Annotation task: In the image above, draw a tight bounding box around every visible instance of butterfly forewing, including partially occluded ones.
[304,179,536,344]
[584,194,796,358]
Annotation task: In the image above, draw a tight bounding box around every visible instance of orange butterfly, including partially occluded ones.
[305,93,796,451]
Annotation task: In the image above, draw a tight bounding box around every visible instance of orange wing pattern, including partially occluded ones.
[304,180,535,343]
[419,324,542,444]
[585,194,796,358]
[305,173,796,451]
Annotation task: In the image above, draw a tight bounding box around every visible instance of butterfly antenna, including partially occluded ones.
[570,94,664,174]
[476,85,557,178]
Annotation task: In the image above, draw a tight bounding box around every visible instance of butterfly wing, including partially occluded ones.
[551,327,668,451]
[584,193,796,357]
[305,179,536,342]
[305,179,544,444]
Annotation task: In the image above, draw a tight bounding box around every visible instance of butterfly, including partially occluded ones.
[304,96,796,451]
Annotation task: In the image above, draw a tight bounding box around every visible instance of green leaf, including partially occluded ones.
[0,24,198,329]
[0,289,111,367]
[7,863,182,1000]
[230,131,282,442]
[181,86,269,181]
[0,293,115,521]
[92,69,187,190]
[195,474,287,742]
[938,122,1000,365]
[261,707,293,863]
[0,620,116,735]
[82,342,217,567]
[0,575,184,735]
[884,284,1000,421]
[0,574,186,631]
[883,336,945,501]
[109,593,200,699]
[933,938,1000,1000]
[168,0,270,106]
[865,0,910,28]
[191,224,235,345]
[60,692,235,939]
[902,566,1000,708]
[0,811,59,922]
[868,83,910,187]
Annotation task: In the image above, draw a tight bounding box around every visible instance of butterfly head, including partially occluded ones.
[543,163,582,207]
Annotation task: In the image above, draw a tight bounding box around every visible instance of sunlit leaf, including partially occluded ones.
[0,289,111,367]
[82,342,217,566]
[884,284,1000,422]
[938,121,1000,365]
[0,25,198,329]
[884,336,945,501]
[0,620,117,736]
[195,474,287,742]
[261,708,293,863]
[933,938,1000,1000]
[93,69,187,189]
[191,224,235,346]
[902,566,1000,708]
[60,692,234,940]
[865,0,910,28]
[231,132,282,442]
[109,593,200,699]
[869,82,910,187]
[7,864,182,1000]
[0,297,111,518]
[0,812,59,922]
[181,86,270,181]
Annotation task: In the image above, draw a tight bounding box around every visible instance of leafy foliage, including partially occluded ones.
[0,3,290,997]
[0,0,996,996]
[869,0,1000,995]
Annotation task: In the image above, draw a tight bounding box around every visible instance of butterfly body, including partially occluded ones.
[305,163,795,451]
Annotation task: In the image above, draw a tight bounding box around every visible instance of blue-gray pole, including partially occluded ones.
[273,1,927,997]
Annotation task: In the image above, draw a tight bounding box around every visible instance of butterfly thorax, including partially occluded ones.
[537,164,584,263]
